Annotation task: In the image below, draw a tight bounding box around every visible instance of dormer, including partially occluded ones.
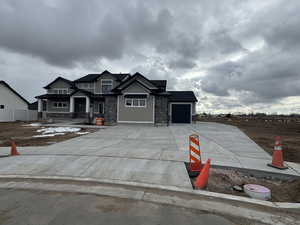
[44,77,74,94]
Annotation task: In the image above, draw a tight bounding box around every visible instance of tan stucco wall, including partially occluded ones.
[118,82,154,123]
[0,83,28,110]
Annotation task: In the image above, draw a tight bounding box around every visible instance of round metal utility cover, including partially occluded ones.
[243,184,271,200]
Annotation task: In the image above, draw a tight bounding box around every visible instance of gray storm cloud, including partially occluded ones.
[0,0,299,112]
[201,1,300,104]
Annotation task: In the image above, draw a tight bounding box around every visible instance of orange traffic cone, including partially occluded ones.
[194,158,211,189]
[267,136,287,170]
[10,141,20,156]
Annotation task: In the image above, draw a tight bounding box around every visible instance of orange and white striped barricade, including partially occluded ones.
[189,134,202,173]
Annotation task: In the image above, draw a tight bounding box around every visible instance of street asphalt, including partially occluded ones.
[0,188,248,225]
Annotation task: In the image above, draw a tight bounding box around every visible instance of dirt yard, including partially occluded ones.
[198,117,300,163]
[191,168,300,202]
[0,122,97,147]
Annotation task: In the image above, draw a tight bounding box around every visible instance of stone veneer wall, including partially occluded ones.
[104,96,117,125]
[154,95,169,125]
[46,112,73,118]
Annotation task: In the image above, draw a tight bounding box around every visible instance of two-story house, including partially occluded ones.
[36,70,197,125]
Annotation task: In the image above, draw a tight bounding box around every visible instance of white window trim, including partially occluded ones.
[53,102,68,108]
[124,98,147,108]
[51,88,69,94]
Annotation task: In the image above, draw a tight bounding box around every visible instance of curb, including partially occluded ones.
[0,174,298,209]
[0,175,299,225]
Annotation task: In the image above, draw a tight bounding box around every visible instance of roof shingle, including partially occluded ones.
[168,91,198,102]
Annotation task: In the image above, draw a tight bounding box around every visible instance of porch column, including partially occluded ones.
[70,96,74,113]
[38,99,42,112]
[86,97,90,113]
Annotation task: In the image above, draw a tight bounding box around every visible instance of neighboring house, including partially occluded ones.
[0,81,29,111]
[36,70,197,125]
[0,81,37,122]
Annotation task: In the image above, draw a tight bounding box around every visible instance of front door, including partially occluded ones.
[74,98,86,117]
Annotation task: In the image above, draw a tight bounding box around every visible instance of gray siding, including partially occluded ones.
[75,83,94,93]
[95,74,121,93]
[121,82,150,94]
[118,82,154,123]
[47,80,72,94]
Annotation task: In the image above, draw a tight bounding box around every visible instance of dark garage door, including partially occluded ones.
[171,104,191,123]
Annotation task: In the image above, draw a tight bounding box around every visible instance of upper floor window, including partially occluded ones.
[0,105,4,109]
[101,79,113,93]
[50,89,68,94]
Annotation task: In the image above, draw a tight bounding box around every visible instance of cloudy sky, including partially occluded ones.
[0,0,300,114]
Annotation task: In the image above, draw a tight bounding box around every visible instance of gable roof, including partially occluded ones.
[0,81,30,105]
[168,91,198,102]
[112,72,160,92]
[74,70,131,82]
[44,77,74,89]
[150,80,167,91]
[74,74,100,82]
[70,88,93,97]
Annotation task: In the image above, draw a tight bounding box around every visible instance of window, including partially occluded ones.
[101,79,113,93]
[139,99,146,107]
[53,102,67,108]
[52,89,68,94]
[124,99,147,107]
[0,105,4,109]
[99,103,104,114]
[125,99,132,106]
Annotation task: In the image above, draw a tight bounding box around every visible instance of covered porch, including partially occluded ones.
[37,93,104,119]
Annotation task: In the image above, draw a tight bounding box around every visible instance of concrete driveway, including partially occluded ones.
[0,123,299,189]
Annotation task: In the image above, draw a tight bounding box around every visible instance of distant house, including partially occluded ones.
[0,81,29,111]
[36,70,197,125]
[0,81,37,122]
